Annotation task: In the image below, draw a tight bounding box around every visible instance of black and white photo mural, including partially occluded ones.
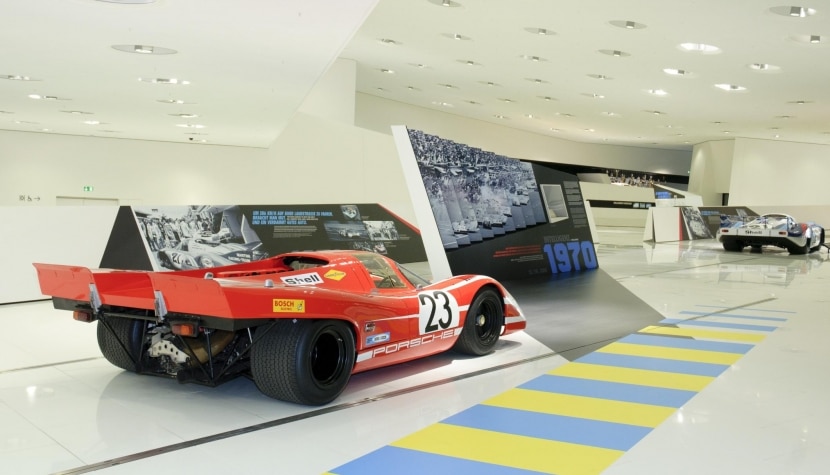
[403,128,597,281]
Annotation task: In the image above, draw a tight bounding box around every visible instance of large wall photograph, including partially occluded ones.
[405,128,597,281]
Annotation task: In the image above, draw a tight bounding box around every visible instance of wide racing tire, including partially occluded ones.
[97,316,146,372]
[251,319,355,405]
[453,288,502,356]
[722,239,744,252]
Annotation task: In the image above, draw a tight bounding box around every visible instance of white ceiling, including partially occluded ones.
[2,0,829,152]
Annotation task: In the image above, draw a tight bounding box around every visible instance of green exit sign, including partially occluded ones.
[83,185,94,192]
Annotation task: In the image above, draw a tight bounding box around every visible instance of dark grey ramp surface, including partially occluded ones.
[502,269,664,361]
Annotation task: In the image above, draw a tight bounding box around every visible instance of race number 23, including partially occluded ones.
[418,290,460,335]
[543,241,598,273]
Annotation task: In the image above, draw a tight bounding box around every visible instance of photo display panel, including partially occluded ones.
[101,203,427,271]
[406,128,597,280]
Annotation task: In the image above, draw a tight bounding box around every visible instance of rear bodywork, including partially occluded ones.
[718,213,824,254]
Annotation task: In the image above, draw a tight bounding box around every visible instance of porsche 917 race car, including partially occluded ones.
[33,250,526,405]
[718,213,825,255]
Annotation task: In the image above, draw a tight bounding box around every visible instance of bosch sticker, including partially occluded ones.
[417,290,460,335]
[280,272,323,286]
[273,299,305,313]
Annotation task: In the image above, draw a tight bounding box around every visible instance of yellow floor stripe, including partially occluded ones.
[484,388,674,427]
[551,362,713,391]
[392,422,623,475]
[597,342,743,365]
[640,325,766,342]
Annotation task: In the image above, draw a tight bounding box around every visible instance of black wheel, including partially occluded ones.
[722,240,744,252]
[251,320,355,405]
[97,316,146,371]
[453,288,502,356]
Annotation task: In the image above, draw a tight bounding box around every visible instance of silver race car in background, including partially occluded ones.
[719,213,825,254]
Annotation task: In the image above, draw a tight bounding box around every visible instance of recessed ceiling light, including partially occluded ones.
[599,49,631,57]
[582,93,605,99]
[428,0,461,7]
[379,68,395,74]
[28,94,69,100]
[431,101,454,107]
[523,27,555,35]
[601,112,620,117]
[520,55,545,62]
[493,114,508,119]
[61,110,93,115]
[406,86,421,91]
[525,114,537,119]
[647,89,669,96]
[408,63,427,69]
[479,81,500,87]
[788,33,825,44]
[525,78,548,84]
[465,100,481,105]
[139,77,190,85]
[776,115,795,119]
[438,83,457,89]
[83,120,103,125]
[1,74,39,81]
[499,98,514,103]
[587,74,613,80]
[169,113,199,118]
[610,20,646,29]
[663,68,692,76]
[769,5,817,17]
[537,96,556,101]
[549,128,561,132]
[810,35,822,43]
[714,83,746,91]
[176,123,206,128]
[157,99,192,104]
[678,43,721,53]
[748,63,781,72]
[112,44,177,55]
[443,33,470,41]
[378,38,400,46]
[556,112,573,118]
[787,100,813,104]
[457,60,480,66]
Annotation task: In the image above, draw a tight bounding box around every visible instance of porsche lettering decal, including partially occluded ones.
[324,269,347,281]
[273,299,305,313]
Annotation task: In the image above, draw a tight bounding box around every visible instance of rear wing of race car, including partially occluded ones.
[32,263,238,318]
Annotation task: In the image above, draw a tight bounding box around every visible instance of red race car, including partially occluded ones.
[33,250,526,405]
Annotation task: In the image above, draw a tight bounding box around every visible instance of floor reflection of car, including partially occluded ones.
[158,239,268,270]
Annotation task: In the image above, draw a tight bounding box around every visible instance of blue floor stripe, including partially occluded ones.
[695,304,796,314]
[330,445,549,475]
[660,318,778,332]
[576,352,729,377]
[679,310,788,322]
[444,404,651,451]
[620,333,754,354]
[520,374,697,408]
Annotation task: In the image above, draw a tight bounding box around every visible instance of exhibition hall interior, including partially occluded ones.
[2,1,830,474]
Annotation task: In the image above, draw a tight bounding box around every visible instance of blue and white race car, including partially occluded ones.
[718,213,824,254]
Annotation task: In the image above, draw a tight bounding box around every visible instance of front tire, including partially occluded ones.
[453,288,502,356]
[251,320,355,405]
[97,316,146,371]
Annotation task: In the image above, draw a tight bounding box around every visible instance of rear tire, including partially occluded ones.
[453,288,502,356]
[97,316,145,372]
[722,240,744,252]
[251,320,355,405]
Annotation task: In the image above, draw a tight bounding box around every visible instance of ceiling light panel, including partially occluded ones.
[609,20,646,29]
[678,43,721,53]
[769,5,817,17]
[111,44,177,55]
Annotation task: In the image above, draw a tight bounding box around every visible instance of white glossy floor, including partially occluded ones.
[3,228,830,474]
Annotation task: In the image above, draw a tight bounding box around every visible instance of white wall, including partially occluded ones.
[688,139,734,206]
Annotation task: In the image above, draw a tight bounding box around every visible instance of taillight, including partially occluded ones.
[171,322,199,337]
[73,310,95,322]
